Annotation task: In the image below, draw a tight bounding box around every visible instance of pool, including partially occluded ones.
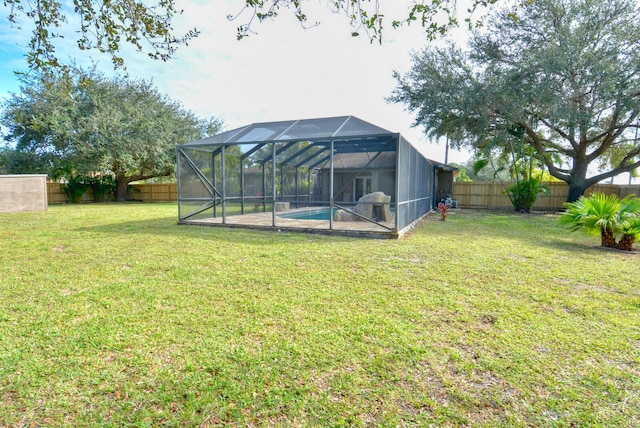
[278,207,338,220]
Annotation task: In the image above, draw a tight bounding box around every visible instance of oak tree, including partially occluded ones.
[390,0,640,201]
[1,66,222,201]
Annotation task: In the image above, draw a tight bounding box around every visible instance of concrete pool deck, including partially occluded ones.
[179,206,399,238]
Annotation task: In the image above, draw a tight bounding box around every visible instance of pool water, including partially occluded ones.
[278,208,338,220]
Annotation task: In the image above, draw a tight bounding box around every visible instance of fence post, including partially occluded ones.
[487,183,493,209]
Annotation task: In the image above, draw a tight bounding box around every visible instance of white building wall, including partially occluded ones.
[0,175,48,213]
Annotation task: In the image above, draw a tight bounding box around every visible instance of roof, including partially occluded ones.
[432,162,459,172]
[179,115,455,170]
[181,116,398,151]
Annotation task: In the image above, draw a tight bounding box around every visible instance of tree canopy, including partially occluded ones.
[235,0,499,42]
[4,0,499,70]
[390,0,640,201]
[4,0,200,69]
[1,66,222,201]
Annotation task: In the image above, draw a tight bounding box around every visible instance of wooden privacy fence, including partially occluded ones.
[47,182,178,204]
[46,181,639,210]
[453,182,640,211]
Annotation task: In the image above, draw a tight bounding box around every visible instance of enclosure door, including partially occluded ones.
[354,176,372,201]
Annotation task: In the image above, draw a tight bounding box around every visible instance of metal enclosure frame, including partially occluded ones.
[177,116,441,238]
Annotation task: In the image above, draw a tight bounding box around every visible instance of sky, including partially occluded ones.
[0,0,472,166]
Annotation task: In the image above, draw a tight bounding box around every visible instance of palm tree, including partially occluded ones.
[619,218,640,251]
[559,193,640,251]
[618,201,640,251]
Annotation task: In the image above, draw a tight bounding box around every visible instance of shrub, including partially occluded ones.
[86,176,116,202]
[438,202,449,221]
[62,175,89,203]
[559,193,640,251]
[505,177,549,212]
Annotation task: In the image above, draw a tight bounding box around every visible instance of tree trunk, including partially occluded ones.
[618,234,636,251]
[601,227,617,248]
[563,159,592,203]
[567,180,589,203]
[115,177,129,202]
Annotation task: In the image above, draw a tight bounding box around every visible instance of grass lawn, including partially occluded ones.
[1,203,638,427]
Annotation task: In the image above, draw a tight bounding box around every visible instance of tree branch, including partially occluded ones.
[587,111,638,162]
[587,158,640,184]
[538,118,580,153]
[123,170,172,185]
[519,122,571,182]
